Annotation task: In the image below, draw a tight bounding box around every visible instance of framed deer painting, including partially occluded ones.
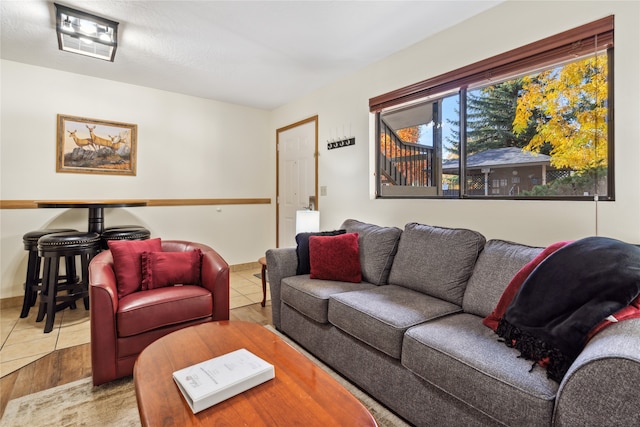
[56,114,137,175]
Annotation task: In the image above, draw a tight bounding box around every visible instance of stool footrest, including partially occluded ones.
[36,231,100,333]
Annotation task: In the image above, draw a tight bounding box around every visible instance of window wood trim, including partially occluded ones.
[369,16,614,112]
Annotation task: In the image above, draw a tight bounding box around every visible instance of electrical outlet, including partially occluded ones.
[320,186,327,196]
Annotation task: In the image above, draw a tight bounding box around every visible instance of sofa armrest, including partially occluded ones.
[265,247,298,330]
[553,318,640,426]
[88,250,119,386]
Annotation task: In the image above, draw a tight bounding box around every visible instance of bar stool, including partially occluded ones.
[100,225,151,249]
[20,228,78,318]
[36,231,101,333]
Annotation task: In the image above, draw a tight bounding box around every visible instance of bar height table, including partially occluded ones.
[35,200,148,234]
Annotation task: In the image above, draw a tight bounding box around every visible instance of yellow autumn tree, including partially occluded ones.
[380,126,424,185]
[396,127,419,144]
[513,56,608,171]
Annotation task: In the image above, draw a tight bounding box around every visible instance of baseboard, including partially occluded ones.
[229,261,260,272]
[1,295,22,310]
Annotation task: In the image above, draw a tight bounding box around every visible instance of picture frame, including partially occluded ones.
[56,114,137,175]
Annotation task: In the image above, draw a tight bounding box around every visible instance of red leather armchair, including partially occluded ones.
[89,240,229,386]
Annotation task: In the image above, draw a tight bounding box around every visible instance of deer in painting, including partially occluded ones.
[108,134,125,151]
[67,130,96,150]
[86,125,114,149]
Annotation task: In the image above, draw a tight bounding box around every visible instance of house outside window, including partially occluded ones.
[371,17,614,201]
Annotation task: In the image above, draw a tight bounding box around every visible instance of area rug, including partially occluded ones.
[265,325,410,427]
[2,327,410,427]
[254,272,269,282]
[1,376,138,427]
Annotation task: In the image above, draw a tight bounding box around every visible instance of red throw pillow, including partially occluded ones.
[141,249,203,290]
[108,238,162,299]
[296,229,347,275]
[309,233,361,283]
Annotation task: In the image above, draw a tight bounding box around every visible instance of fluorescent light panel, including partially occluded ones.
[55,3,119,62]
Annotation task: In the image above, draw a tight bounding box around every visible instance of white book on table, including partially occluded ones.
[172,348,275,413]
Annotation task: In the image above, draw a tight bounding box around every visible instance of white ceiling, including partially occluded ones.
[1,1,503,110]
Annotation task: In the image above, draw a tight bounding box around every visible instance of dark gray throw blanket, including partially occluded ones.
[496,236,640,382]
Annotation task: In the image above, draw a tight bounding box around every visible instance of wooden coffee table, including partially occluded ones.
[134,321,378,426]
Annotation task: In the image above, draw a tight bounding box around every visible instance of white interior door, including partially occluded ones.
[277,117,317,247]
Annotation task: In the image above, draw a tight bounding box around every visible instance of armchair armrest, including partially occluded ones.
[554,318,640,426]
[200,246,230,321]
[265,247,298,330]
[88,250,119,386]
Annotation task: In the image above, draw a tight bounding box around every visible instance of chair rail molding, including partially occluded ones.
[0,198,271,209]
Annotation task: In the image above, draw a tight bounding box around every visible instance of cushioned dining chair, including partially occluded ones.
[89,239,230,386]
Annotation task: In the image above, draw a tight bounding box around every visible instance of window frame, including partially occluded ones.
[371,16,615,201]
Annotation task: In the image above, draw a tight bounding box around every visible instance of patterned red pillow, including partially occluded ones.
[108,238,162,299]
[141,249,203,290]
[309,233,361,283]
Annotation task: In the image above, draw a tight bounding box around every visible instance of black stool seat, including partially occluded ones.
[101,226,150,240]
[23,229,78,249]
[20,228,78,318]
[103,224,147,230]
[101,226,150,249]
[37,231,101,333]
[39,231,102,251]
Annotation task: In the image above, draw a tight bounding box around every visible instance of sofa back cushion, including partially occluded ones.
[388,223,486,305]
[462,239,543,317]
[341,219,402,285]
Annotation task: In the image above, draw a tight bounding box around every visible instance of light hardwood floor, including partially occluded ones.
[0,302,272,418]
[0,267,269,376]
[0,266,272,418]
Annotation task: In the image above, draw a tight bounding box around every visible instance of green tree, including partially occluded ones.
[523,168,607,196]
[445,79,539,156]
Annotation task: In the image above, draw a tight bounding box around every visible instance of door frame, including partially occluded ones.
[276,115,319,248]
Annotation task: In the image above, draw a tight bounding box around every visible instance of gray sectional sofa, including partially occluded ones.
[265,219,640,426]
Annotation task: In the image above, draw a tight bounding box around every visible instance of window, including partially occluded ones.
[371,17,614,200]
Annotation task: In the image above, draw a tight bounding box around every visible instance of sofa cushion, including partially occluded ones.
[310,232,361,283]
[340,219,402,286]
[387,223,486,305]
[116,285,212,337]
[328,285,462,359]
[281,275,376,324]
[402,313,558,426]
[462,240,542,317]
[296,230,346,275]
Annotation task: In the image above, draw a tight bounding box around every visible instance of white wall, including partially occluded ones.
[1,60,274,299]
[2,0,639,300]
[271,1,640,246]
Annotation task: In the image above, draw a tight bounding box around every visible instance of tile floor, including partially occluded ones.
[0,266,268,378]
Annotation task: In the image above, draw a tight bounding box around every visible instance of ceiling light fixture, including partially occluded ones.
[55,3,119,62]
